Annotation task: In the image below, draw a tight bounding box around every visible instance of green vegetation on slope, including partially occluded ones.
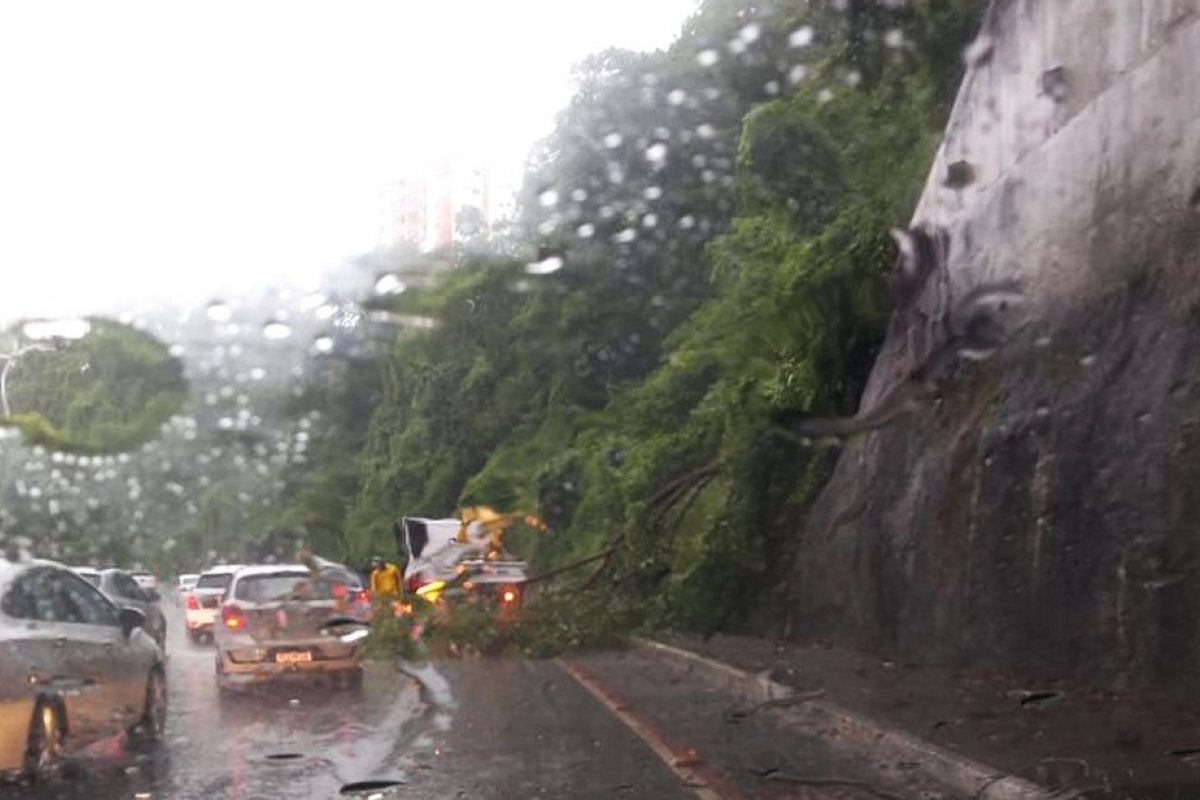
[282,0,982,644]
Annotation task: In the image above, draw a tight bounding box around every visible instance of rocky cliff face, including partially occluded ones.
[782,0,1200,696]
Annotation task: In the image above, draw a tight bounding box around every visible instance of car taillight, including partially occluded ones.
[331,583,348,599]
[500,586,520,605]
[355,590,370,603]
[221,604,245,630]
[185,594,199,610]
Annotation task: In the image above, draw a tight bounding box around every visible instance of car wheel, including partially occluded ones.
[131,669,167,742]
[23,700,63,782]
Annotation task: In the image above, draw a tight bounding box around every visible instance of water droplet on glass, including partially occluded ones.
[817,88,835,104]
[316,304,338,321]
[538,189,560,208]
[789,26,814,48]
[373,274,407,296]
[603,132,623,149]
[642,214,659,229]
[739,23,761,43]
[645,142,669,167]
[206,302,233,323]
[313,337,334,354]
[262,321,292,340]
[526,256,564,275]
[696,123,717,139]
[1078,354,1097,367]
[614,228,638,244]
[1035,405,1051,419]
[570,188,588,202]
[667,89,686,106]
[696,49,720,67]
[679,215,696,230]
[644,186,663,201]
[884,29,905,48]
[764,80,780,95]
[963,35,995,66]
[577,223,596,238]
[844,70,862,88]
[727,38,747,55]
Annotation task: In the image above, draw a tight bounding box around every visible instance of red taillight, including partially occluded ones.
[331,583,348,599]
[501,587,519,605]
[221,604,245,630]
[185,594,199,610]
[355,590,370,603]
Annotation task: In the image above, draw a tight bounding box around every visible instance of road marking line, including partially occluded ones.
[556,658,744,800]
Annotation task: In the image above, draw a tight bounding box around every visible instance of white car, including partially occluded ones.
[214,564,364,690]
[129,570,159,593]
[184,565,244,644]
[0,559,166,781]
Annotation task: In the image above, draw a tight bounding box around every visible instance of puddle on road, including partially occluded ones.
[340,778,407,797]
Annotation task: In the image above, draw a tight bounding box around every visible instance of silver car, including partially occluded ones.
[95,569,168,652]
[0,560,166,781]
[214,564,364,690]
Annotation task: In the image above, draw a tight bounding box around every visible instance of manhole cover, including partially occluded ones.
[340,779,406,796]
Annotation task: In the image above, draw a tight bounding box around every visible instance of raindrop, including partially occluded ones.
[1035,336,1052,348]
[642,214,659,228]
[644,186,663,201]
[262,321,292,340]
[884,29,905,48]
[373,274,407,296]
[168,344,186,358]
[538,189,560,207]
[577,223,596,238]
[788,26,814,48]
[817,88,835,104]
[844,70,862,88]
[738,23,761,43]
[696,123,717,139]
[1078,354,1097,367]
[679,215,696,230]
[963,35,995,67]
[249,367,266,380]
[313,336,334,354]
[603,132,623,149]
[1035,405,1051,419]
[525,256,564,275]
[206,302,233,323]
[667,89,686,106]
[537,219,560,236]
[728,38,747,55]
[645,142,669,167]
[764,80,780,96]
[614,228,638,244]
[696,49,720,67]
[571,188,588,202]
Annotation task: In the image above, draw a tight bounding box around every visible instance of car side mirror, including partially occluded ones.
[119,606,146,638]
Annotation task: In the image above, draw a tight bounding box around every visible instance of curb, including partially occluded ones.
[630,637,1055,800]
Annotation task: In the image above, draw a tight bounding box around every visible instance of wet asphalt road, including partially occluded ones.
[8,602,694,800]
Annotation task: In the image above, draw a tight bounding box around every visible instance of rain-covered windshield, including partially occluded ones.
[233,573,334,604]
[195,573,234,591]
[0,1,1192,798]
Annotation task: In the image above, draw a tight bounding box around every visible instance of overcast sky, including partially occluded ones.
[0,0,697,323]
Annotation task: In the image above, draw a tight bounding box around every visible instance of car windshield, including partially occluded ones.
[195,573,234,591]
[0,1,1188,797]
[234,573,334,603]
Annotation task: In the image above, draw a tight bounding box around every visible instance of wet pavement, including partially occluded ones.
[6,603,695,800]
[4,603,956,799]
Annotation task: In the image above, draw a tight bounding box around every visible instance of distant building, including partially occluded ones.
[378,153,503,251]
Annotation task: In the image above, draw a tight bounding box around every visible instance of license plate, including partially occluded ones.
[274,651,312,664]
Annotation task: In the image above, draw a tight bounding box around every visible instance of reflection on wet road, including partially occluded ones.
[7,603,693,800]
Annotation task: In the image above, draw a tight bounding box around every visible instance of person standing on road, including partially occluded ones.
[369,555,401,597]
